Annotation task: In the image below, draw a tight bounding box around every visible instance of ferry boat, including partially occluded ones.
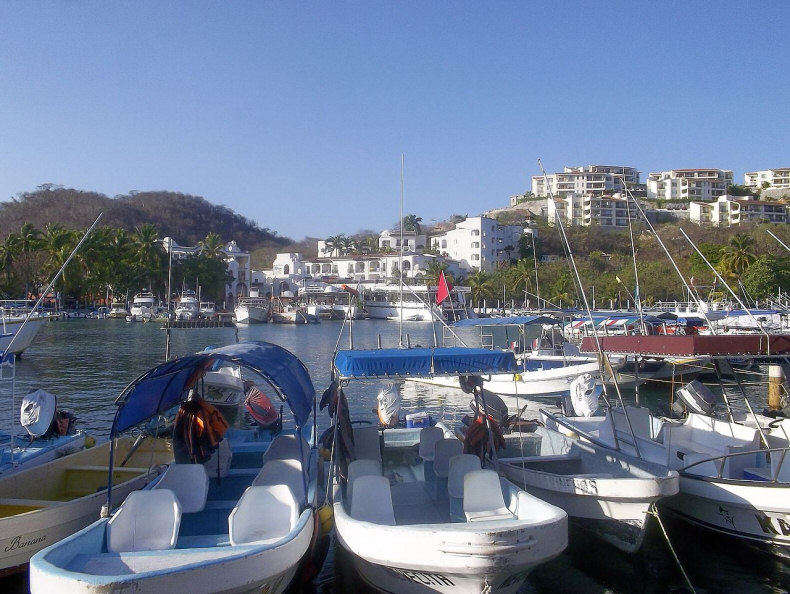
[362,283,474,322]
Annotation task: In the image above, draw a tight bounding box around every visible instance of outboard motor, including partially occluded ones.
[21,389,58,437]
[675,379,718,416]
[562,373,602,417]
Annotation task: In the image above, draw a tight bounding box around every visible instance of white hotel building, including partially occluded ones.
[690,195,788,227]
[532,165,640,198]
[646,169,732,201]
[744,168,790,189]
[430,216,526,272]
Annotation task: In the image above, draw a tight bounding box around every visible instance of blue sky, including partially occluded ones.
[1,2,787,242]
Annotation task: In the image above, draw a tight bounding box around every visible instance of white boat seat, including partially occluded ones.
[262,433,310,464]
[228,484,299,545]
[418,426,444,461]
[349,474,396,525]
[203,438,232,480]
[252,458,306,502]
[433,439,464,480]
[448,454,481,521]
[447,454,481,499]
[463,469,514,522]
[152,463,210,513]
[106,489,182,552]
[346,458,382,508]
[352,426,381,463]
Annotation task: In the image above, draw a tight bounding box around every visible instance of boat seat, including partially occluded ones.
[349,474,396,526]
[352,425,382,463]
[252,458,306,503]
[447,454,481,521]
[228,484,299,545]
[106,489,182,552]
[432,438,464,499]
[153,463,210,513]
[262,433,309,464]
[463,469,514,522]
[418,426,444,481]
[346,458,382,508]
[203,438,232,480]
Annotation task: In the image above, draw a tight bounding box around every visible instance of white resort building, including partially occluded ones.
[744,168,790,189]
[646,169,733,201]
[689,195,789,227]
[429,216,526,272]
[532,165,641,198]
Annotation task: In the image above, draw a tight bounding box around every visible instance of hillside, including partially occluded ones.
[0,187,294,254]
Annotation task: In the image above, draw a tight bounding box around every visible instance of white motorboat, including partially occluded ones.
[327,347,568,593]
[175,289,200,320]
[0,305,48,356]
[106,301,129,319]
[30,341,324,594]
[271,295,319,324]
[496,424,679,553]
[234,296,270,324]
[544,403,790,553]
[362,283,474,322]
[199,301,216,318]
[127,290,159,322]
[411,315,605,401]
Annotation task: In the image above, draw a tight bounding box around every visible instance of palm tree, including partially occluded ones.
[324,235,344,257]
[0,234,19,288]
[718,233,757,278]
[467,269,494,309]
[507,259,535,306]
[423,260,450,288]
[40,224,78,297]
[199,232,225,259]
[402,214,422,234]
[338,235,357,256]
[130,223,166,291]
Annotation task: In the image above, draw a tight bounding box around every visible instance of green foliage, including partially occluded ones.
[741,255,790,300]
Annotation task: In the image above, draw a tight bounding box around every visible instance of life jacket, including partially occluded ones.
[173,398,229,463]
[463,413,506,459]
[245,385,281,430]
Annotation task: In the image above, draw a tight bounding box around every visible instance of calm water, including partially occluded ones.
[2,318,788,593]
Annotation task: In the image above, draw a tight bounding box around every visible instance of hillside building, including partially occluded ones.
[646,169,732,201]
[744,168,790,189]
[430,216,525,272]
[532,165,641,198]
[689,195,788,227]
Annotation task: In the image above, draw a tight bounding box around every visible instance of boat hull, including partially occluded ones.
[0,315,47,355]
[0,437,172,574]
[659,476,790,550]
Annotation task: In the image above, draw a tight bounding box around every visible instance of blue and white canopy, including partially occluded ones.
[112,341,315,434]
[449,315,559,328]
[333,347,519,379]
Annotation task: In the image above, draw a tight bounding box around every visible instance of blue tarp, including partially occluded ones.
[333,347,519,379]
[450,315,559,327]
[112,341,315,434]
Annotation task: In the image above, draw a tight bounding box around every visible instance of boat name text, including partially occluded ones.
[5,534,46,552]
[385,566,455,587]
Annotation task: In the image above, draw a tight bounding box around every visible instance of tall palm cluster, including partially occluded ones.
[0,222,230,307]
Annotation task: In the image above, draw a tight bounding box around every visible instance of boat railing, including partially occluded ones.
[680,446,789,483]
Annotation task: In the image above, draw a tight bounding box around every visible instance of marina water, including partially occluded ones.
[2,319,788,593]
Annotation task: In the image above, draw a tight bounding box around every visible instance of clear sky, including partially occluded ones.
[1,2,787,242]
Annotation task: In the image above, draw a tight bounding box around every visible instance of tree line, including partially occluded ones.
[0,222,232,309]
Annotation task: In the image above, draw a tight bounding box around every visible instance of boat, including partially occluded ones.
[362,283,474,322]
[234,291,270,324]
[106,300,129,319]
[30,341,324,594]
[199,301,216,318]
[0,383,88,476]
[494,422,679,553]
[127,290,159,322]
[0,304,48,356]
[271,294,319,324]
[300,283,358,320]
[0,433,172,575]
[175,289,200,320]
[410,316,604,403]
[327,346,568,593]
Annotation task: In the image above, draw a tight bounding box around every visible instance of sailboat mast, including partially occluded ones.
[399,154,404,347]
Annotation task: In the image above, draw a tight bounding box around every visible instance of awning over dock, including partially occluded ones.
[579,334,790,357]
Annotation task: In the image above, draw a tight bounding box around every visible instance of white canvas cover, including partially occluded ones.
[21,389,58,436]
[376,383,400,426]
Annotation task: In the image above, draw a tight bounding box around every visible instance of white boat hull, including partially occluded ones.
[234,304,269,324]
[0,315,47,355]
[412,358,602,398]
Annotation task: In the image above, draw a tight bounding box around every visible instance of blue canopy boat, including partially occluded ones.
[328,346,568,594]
[30,341,325,594]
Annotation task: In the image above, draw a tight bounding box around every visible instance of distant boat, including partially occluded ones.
[199,301,216,318]
[127,290,160,322]
[234,292,270,324]
[270,294,319,324]
[175,289,200,320]
[362,283,473,322]
[106,300,129,319]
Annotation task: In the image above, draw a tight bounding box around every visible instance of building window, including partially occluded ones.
[471,242,480,249]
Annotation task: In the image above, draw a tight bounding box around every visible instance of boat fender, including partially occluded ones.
[318,504,334,535]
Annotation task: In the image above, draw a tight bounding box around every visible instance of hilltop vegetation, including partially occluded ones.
[3,186,790,309]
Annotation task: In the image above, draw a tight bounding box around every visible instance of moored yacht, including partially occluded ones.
[175,289,200,320]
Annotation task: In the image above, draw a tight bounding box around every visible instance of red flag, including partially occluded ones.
[436,270,453,305]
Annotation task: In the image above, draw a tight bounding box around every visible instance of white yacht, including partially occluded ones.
[175,289,200,320]
[127,290,158,322]
[362,283,473,322]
